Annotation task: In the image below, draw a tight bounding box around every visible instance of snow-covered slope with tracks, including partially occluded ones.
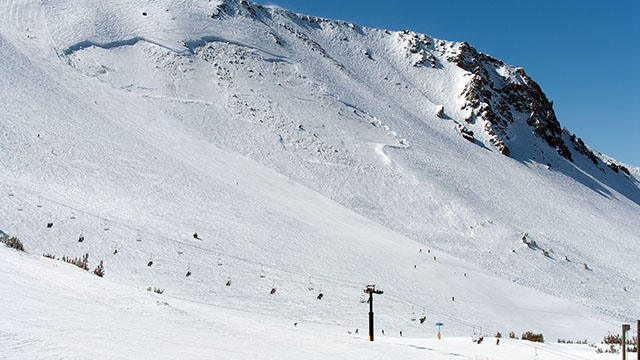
[1,0,638,358]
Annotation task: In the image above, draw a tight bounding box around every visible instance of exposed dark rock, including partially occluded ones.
[450,42,572,161]
[457,124,475,143]
[569,134,598,165]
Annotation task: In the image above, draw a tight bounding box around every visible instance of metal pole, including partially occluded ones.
[368,291,374,342]
[622,324,630,360]
[364,285,383,342]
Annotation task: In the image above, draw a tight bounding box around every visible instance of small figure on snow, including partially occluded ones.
[193,232,198,239]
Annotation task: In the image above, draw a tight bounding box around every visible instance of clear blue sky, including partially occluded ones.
[265,0,640,166]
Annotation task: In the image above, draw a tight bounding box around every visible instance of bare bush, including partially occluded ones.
[147,287,164,294]
[522,331,544,343]
[93,260,105,277]
[1,235,24,251]
[603,333,621,344]
[63,253,89,271]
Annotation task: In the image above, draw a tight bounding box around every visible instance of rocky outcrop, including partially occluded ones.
[450,42,573,161]
[457,124,475,143]
[569,134,598,165]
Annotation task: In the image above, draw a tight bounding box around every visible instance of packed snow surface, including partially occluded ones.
[1,0,639,358]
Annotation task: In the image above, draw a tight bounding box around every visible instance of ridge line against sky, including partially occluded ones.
[264,0,640,167]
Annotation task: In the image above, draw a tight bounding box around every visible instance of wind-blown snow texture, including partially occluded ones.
[1,0,639,358]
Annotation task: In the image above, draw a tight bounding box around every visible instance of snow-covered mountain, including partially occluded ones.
[1,0,639,357]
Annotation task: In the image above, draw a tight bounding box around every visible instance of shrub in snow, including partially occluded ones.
[0,235,24,251]
[605,344,619,354]
[603,333,621,344]
[147,287,164,294]
[509,331,516,339]
[93,260,105,277]
[43,253,55,259]
[521,331,544,343]
[63,253,89,271]
[495,331,502,338]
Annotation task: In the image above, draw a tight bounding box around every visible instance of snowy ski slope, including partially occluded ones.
[1,0,639,358]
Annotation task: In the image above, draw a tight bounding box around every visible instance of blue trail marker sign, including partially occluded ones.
[435,322,444,339]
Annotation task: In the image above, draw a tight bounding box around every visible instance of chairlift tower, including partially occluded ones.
[364,284,383,342]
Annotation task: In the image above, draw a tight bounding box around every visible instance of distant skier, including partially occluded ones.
[193,232,198,239]
[496,338,500,345]
[400,330,403,337]
[355,328,359,334]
